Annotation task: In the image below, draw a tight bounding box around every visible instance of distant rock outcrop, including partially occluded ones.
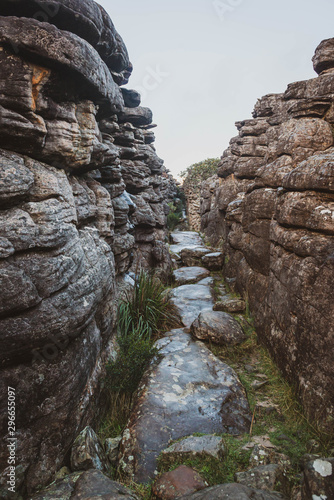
[0,1,176,496]
[200,39,334,433]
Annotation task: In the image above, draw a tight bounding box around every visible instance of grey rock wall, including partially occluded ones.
[0,1,176,496]
[200,39,334,434]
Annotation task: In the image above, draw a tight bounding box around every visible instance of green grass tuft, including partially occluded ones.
[100,271,180,440]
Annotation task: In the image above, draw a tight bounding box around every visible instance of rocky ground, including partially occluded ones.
[31,230,334,500]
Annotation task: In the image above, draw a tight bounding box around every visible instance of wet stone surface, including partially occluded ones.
[118,329,251,482]
[169,231,205,255]
[173,266,210,286]
[161,435,225,464]
[170,284,214,327]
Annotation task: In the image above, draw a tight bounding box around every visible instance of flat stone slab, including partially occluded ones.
[170,231,204,254]
[197,277,214,286]
[214,295,246,313]
[191,311,246,346]
[201,252,224,270]
[161,435,225,464]
[173,267,210,286]
[181,247,212,267]
[179,483,286,499]
[118,329,251,482]
[170,284,214,327]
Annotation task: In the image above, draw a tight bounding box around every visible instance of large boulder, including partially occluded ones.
[191,311,246,346]
[313,37,334,75]
[118,329,251,482]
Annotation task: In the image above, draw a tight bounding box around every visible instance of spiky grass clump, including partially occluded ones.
[101,271,179,439]
[118,270,179,339]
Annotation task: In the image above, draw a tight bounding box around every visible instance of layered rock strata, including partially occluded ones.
[0,1,175,496]
[200,39,334,432]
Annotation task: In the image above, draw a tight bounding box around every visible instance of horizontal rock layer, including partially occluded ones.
[200,39,334,433]
[0,1,176,497]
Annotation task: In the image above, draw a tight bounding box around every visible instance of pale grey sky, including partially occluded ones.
[98,0,334,177]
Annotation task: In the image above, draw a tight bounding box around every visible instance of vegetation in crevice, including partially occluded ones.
[157,434,251,487]
[206,276,334,494]
[100,271,180,440]
[167,201,183,230]
[167,186,187,230]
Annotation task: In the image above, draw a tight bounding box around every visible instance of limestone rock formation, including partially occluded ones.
[199,39,334,432]
[0,1,176,496]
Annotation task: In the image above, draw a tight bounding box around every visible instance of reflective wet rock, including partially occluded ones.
[118,329,251,482]
[173,267,210,286]
[170,284,214,327]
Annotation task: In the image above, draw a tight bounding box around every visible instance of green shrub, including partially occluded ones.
[167,201,183,230]
[167,211,182,230]
[181,157,220,192]
[118,270,178,337]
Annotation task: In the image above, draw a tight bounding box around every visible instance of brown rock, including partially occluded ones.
[152,466,207,500]
[313,38,334,75]
[201,252,224,270]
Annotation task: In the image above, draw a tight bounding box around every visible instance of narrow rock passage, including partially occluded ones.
[118,231,252,482]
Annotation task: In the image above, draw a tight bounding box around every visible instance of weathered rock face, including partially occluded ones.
[200,40,334,433]
[0,2,176,496]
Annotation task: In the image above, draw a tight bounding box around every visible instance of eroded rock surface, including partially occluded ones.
[118,329,251,482]
[199,38,334,432]
[0,1,176,496]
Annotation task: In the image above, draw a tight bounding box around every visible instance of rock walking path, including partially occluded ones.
[118,231,253,483]
[33,231,333,499]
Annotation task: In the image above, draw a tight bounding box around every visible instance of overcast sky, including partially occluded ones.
[98,0,334,177]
